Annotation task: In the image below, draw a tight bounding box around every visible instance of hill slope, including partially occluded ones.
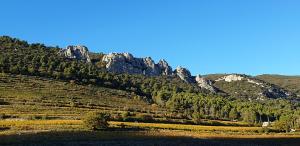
[1,36,300,126]
[257,74,300,97]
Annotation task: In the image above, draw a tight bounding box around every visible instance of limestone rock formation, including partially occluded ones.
[102,53,173,76]
[215,74,244,82]
[59,45,91,62]
[175,66,195,83]
[195,75,217,93]
[158,59,173,75]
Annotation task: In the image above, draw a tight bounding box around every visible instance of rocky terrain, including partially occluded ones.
[102,53,172,76]
[59,45,91,62]
[57,45,297,101]
[210,74,294,100]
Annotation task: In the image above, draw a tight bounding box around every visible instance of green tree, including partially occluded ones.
[229,108,238,121]
[83,112,110,130]
[192,111,203,124]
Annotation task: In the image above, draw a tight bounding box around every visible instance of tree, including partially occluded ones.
[83,112,110,130]
[242,109,256,124]
[192,111,203,124]
[229,108,238,121]
[274,114,295,132]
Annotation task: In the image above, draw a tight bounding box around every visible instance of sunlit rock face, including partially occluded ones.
[60,45,91,62]
[216,74,244,82]
[175,66,195,83]
[158,59,173,76]
[102,53,173,76]
[195,75,217,93]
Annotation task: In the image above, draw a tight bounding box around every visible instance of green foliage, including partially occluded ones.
[274,115,294,132]
[1,36,300,125]
[274,111,300,132]
[257,75,300,97]
[135,114,154,122]
[241,109,256,124]
[0,113,5,119]
[192,111,202,124]
[83,112,110,130]
[121,111,130,121]
[229,108,238,121]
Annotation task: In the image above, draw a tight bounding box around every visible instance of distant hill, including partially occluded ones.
[205,74,297,100]
[257,74,300,97]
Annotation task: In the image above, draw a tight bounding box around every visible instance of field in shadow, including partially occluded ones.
[1,130,300,146]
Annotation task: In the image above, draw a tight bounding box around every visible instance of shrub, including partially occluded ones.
[111,113,122,121]
[121,111,130,121]
[0,113,5,119]
[192,112,202,124]
[83,112,110,130]
[136,114,153,122]
[23,115,39,120]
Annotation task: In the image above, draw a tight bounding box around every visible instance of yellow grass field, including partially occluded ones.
[110,121,261,132]
[1,120,300,138]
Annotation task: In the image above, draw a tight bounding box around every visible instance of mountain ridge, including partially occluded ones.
[0,36,299,101]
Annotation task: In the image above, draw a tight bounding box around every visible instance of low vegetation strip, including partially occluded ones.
[110,121,262,132]
[0,120,82,127]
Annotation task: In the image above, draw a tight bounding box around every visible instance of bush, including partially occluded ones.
[192,112,202,124]
[23,115,39,120]
[0,113,5,119]
[121,111,130,121]
[136,114,153,122]
[83,112,110,130]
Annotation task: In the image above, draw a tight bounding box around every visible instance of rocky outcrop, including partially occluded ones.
[175,66,195,83]
[101,52,293,99]
[263,87,290,99]
[102,53,172,76]
[214,74,291,99]
[195,75,217,93]
[215,74,244,82]
[59,45,91,62]
[158,59,173,75]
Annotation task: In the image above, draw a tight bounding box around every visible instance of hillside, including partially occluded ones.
[0,36,300,129]
[257,74,300,97]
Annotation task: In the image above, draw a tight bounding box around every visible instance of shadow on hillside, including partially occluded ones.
[0,130,300,146]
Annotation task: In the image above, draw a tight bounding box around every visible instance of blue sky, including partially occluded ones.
[1,0,299,75]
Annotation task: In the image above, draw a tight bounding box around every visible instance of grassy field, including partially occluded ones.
[1,120,300,145]
[1,74,300,145]
[1,119,300,137]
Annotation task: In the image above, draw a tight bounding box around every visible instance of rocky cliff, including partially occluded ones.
[101,53,218,92]
[195,75,217,93]
[175,66,195,83]
[59,45,91,62]
[102,53,173,76]
[58,46,294,100]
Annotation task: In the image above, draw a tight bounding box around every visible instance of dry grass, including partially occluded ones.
[0,120,82,127]
[1,120,300,139]
[110,121,261,132]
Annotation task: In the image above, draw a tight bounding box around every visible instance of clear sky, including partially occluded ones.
[1,0,299,76]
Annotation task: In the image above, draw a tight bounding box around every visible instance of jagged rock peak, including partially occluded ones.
[102,52,134,62]
[59,45,91,62]
[175,66,194,83]
[195,75,217,93]
[102,52,172,76]
[158,59,173,75]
